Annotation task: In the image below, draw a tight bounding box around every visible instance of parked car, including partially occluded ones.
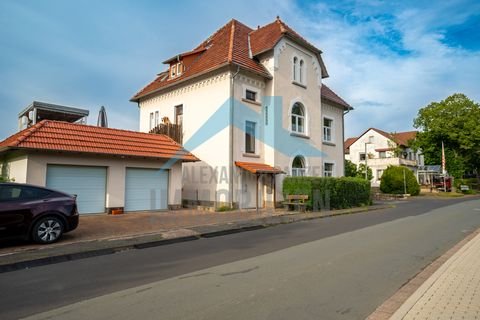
[0,183,79,244]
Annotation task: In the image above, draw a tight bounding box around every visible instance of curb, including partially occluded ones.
[0,204,393,274]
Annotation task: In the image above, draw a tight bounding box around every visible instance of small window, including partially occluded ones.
[245,90,257,102]
[359,153,366,161]
[245,121,256,154]
[291,102,305,134]
[379,151,386,158]
[149,112,154,130]
[154,111,159,127]
[176,63,183,76]
[323,118,333,142]
[292,155,306,176]
[299,59,304,84]
[324,163,334,177]
[293,57,298,81]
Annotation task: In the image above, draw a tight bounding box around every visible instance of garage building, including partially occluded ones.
[0,120,198,214]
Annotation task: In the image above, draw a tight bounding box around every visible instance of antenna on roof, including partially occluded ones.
[97,106,108,128]
[276,15,280,20]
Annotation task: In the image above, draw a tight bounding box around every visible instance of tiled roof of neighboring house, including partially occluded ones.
[344,137,357,154]
[322,84,352,110]
[0,120,199,162]
[347,128,418,149]
[392,130,417,146]
[235,161,284,174]
[131,17,331,102]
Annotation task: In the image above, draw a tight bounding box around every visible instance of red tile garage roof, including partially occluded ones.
[0,120,199,162]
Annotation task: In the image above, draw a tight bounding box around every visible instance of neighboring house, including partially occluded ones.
[131,17,352,209]
[345,128,424,186]
[0,120,198,214]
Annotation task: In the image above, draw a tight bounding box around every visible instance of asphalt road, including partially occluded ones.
[1,197,480,320]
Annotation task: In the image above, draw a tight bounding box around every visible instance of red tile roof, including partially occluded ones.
[344,137,357,154]
[322,84,352,109]
[131,17,331,102]
[0,120,199,162]
[235,161,284,174]
[346,128,418,149]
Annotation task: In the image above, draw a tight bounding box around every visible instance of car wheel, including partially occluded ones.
[32,216,64,244]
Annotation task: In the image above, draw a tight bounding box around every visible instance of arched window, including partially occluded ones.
[292,155,306,176]
[291,102,305,134]
[293,57,298,81]
[299,59,304,83]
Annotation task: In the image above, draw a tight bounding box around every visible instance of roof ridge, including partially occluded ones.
[228,19,236,62]
[14,120,48,146]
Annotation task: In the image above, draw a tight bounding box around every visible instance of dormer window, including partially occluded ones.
[170,62,183,79]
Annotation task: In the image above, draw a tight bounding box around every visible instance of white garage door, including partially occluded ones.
[125,168,168,211]
[46,165,107,214]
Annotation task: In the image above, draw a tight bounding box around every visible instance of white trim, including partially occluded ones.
[241,83,262,103]
[322,116,335,143]
[289,98,308,136]
[323,160,336,177]
[244,120,258,156]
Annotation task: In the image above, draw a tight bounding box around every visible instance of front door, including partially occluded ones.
[240,171,262,209]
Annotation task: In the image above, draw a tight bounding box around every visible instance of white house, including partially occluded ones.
[131,17,352,209]
[345,128,424,186]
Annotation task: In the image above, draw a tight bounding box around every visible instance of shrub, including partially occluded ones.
[283,176,371,211]
[380,166,420,195]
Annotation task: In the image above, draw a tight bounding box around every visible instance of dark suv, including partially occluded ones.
[0,183,79,244]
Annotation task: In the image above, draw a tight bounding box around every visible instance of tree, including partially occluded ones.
[413,93,480,178]
[357,163,373,181]
[380,165,420,195]
[345,160,358,177]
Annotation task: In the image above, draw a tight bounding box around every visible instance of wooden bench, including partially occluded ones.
[283,195,308,212]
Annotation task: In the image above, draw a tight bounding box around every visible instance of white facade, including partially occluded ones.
[346,129,424,186]
[137,38,347,208]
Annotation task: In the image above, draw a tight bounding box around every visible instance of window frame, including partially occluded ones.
[175,105,183,125]
[245,120,256,154]
[291,155,306,177]
[359,153,366,161]
[323,162,334,177]
[291,102,306,134]
[245,89,257,102]
[149,112,154,130]
[323,116,334,143]
[293,56,298,82]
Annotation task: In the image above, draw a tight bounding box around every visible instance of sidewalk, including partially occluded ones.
[0,203,392,272]
[369,227,480,320]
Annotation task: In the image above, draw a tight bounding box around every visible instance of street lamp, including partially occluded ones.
[364,136,374,180]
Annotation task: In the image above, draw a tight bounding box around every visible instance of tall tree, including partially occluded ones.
[344,160,358,177]
[413,93,480,178]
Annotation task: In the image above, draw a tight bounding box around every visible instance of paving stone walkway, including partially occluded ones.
[391,230,480,320]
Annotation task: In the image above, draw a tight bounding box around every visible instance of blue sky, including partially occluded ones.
[1,0,479,140]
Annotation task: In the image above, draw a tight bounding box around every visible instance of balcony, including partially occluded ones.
[149,123,183,144]
[366,157,417,167]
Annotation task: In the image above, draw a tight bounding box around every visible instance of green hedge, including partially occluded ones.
[454,178,479,190]
[283,176,371,211]
[380,166,420,195]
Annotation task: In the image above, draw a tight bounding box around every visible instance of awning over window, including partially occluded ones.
[235,161,284,174]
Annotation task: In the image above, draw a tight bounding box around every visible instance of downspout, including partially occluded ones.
[342,106,352,176]
[229,66,241,208]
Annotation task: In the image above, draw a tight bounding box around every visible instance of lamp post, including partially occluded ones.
[364,137,373,180]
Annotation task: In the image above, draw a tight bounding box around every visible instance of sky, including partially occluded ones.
[1,0,479,140]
